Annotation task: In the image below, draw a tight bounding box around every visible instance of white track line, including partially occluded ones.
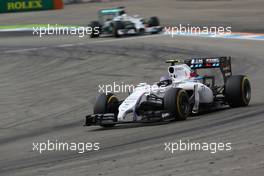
[3,32,264,54]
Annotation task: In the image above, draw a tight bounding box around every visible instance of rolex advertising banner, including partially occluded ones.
[0,0,64,13]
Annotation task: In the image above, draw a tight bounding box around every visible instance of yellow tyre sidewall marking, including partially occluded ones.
[176,90,184,118]
[107,95,117,104]
[241,77,248,104]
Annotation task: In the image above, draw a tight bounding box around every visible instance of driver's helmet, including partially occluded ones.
[158,75,172,86]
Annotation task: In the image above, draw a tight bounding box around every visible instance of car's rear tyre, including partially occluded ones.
[148,16,160,27]
[164,88,190,120]
[89,21,101,38]
[225,75,251,107]
[113,21,124,38]
[94,93,119,127]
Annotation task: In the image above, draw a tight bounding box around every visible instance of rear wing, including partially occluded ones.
[184,56,232,81]
[99,7,124,15]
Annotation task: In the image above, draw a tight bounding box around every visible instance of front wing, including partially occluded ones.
[84,111,168,126]
[145,26,163,33]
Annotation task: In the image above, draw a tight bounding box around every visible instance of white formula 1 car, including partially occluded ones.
[89,7,163,38]
[85,57,251,127]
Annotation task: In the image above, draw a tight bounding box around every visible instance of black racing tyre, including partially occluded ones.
[94,93,119,127]
[225,75,251,107]
[89,21,101,38]
[113,21,124,38]
[148,16,160,27]
[138,28,145,35]
[164,88,190,121]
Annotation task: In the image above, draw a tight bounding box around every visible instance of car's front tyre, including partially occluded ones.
[94,93,119,127]
[148,16,160,27]
[164,88,190,120]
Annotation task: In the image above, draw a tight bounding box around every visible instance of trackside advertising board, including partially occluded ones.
[0,0,64,13]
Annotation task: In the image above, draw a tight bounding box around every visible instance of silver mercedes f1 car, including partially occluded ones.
[85,56,251,127]
[89,7,163,38]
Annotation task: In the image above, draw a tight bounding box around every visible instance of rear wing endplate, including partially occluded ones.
[184,56,232,81]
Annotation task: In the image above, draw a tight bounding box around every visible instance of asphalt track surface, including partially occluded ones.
[1,1,264,176]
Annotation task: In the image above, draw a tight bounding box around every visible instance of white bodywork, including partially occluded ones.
[114,14,145,31]
[103,14,162,35]
[117,64,214,121]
